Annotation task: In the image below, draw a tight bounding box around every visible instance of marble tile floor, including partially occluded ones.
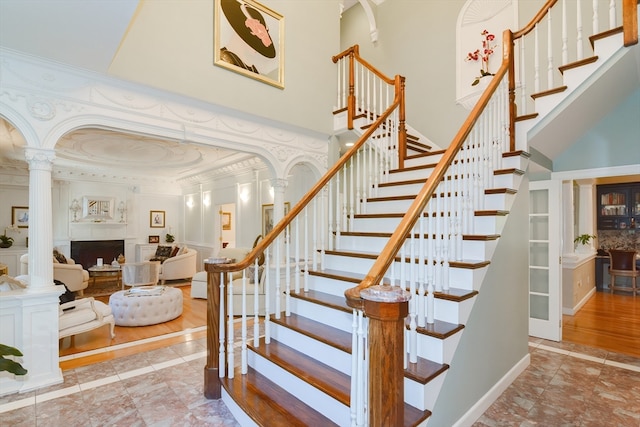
[1,333,639,426]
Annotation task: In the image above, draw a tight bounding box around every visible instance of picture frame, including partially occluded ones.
[214,0,285,89]
[150,210,166,228]
[262,202,290,236]
[11,206,29,228]
[149,235,160,244]
[222,211,232,230]
[82,196,114,221]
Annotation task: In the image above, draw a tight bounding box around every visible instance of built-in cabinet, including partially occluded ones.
[597,183,640,230]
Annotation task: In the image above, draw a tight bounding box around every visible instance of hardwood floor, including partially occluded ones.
[60,286,639,371]
[562,290,639,358]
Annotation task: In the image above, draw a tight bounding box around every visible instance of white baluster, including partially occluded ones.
[418,215,426,328]
[219,271,226,377]
[304,208,309,292]
[350,310,358,427]
[329,176,335,251]
[577,0,584,59]
[227,271,235,378]
[592,0,599,35]
[608,0,616,29]
[264,249,271,343]
[562,0,569,64]
[409,229,417,364]
[547,10,554,89]
[254,259,260,347]
[241,270,248,374]
[534,23,541,93]
[275,235,281,318]
[519,36,527,115]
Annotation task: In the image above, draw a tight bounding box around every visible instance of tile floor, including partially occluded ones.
[1,332,639,426]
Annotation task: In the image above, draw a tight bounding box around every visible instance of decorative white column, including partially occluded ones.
[25,147,57,289]
[271,178,288,225]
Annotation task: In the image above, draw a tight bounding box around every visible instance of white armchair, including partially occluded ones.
[20,254,90,295]
[157,247,197,284]
[121,261,161,289]
[59,297,115,339]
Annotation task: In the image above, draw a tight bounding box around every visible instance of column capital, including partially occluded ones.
[24,147,55,171]
[270,178,288,190]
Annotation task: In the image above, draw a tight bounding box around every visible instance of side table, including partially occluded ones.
[88,265,122,288]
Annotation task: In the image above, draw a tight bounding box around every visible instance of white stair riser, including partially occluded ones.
[500,155,526,170]
[493,172,521,189]
[271,322,352,375]
[248,351,350,426]
[365,198,414,214]
[351,217,402,232]
[415,329,462,365]
[563,61,601,92]
[462,239,498,260]
[374,182,425,198]
[533,91,566,118]
[404,154,443,168]
[388,167,435,182]
[593,32,623,58]
[404,370,448,412]
[289,297,353,333]
[449,266,487,291]
[484,192,516,211]
[222,391,260,427]
[473,214,507,235]
[433,296,476,325]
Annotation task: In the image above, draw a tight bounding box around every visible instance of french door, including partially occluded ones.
[528,180,562,341]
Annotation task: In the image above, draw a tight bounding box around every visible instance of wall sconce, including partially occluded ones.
[186,198,195,208]
[70,199,81,222]
[117,201,127,223]
[203,194,211,207]
[239,189,250,203]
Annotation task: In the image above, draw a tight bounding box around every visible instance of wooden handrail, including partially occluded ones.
[512,0,557,40]
[332,44,396,85]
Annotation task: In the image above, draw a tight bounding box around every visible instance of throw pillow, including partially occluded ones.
[170,246,180,257]
[155,245,173,258]
[53,249,67,264]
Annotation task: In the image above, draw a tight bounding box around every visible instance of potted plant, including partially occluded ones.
[574,234,596,253]
[0,344,28,376]
[165,233,175,243]
[0,225,19,248]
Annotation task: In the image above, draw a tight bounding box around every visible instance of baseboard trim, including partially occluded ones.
[451,352,531,427]
[562,286,596,316]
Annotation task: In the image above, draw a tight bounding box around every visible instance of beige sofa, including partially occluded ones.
[147,246,197,284]
[20,254,90,295]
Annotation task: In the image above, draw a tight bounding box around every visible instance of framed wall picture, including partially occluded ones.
[222,211,232,230]
[261,202,290,236]
[150,210,166,228]
[214,0,285,89]
[11,206,29,228]
[149,235,160,244]
[82,196,114,221]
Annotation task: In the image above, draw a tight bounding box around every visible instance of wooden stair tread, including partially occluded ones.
[339,231,500,241]
[589,26,623,47]
[290,289,352,313]
[405,356,450,385]
[249,338,351,406]
[530,85,568,99]
[388,163,438,174]
[222,366,339,427]
[325,249,490,269]
[494,167,525,176]
[409,318,465,339]
[307,268,478,302]
[559,56,598,74]
[270,312,352,353]
[515,113,539,122]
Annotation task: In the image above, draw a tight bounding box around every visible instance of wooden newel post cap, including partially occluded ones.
[204,257,234,272]
[361,284,410,320]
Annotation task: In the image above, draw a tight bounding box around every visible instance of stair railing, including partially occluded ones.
[333,45,408,169]
[512,0,634,122]
[203,62,406,404]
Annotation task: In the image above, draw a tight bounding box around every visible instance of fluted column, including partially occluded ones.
[25,147,56,289]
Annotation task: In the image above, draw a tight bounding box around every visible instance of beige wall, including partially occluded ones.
[109,0,340,136]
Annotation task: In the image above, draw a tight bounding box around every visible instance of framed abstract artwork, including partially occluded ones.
[214,0,284,88]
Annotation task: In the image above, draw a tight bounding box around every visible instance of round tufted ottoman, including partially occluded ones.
[109,287,183,326]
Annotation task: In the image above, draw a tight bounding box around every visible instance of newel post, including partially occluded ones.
[361,285,410,426]
[203,259,229,399]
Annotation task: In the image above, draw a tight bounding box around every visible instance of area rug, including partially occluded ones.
[82,279,191,298]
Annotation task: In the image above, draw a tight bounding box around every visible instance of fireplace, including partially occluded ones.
[71,240,125,269]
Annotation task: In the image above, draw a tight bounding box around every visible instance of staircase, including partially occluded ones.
[204,2,638,426]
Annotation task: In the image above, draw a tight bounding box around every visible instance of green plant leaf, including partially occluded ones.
[0,344,23,357]
[0,358,28,375]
